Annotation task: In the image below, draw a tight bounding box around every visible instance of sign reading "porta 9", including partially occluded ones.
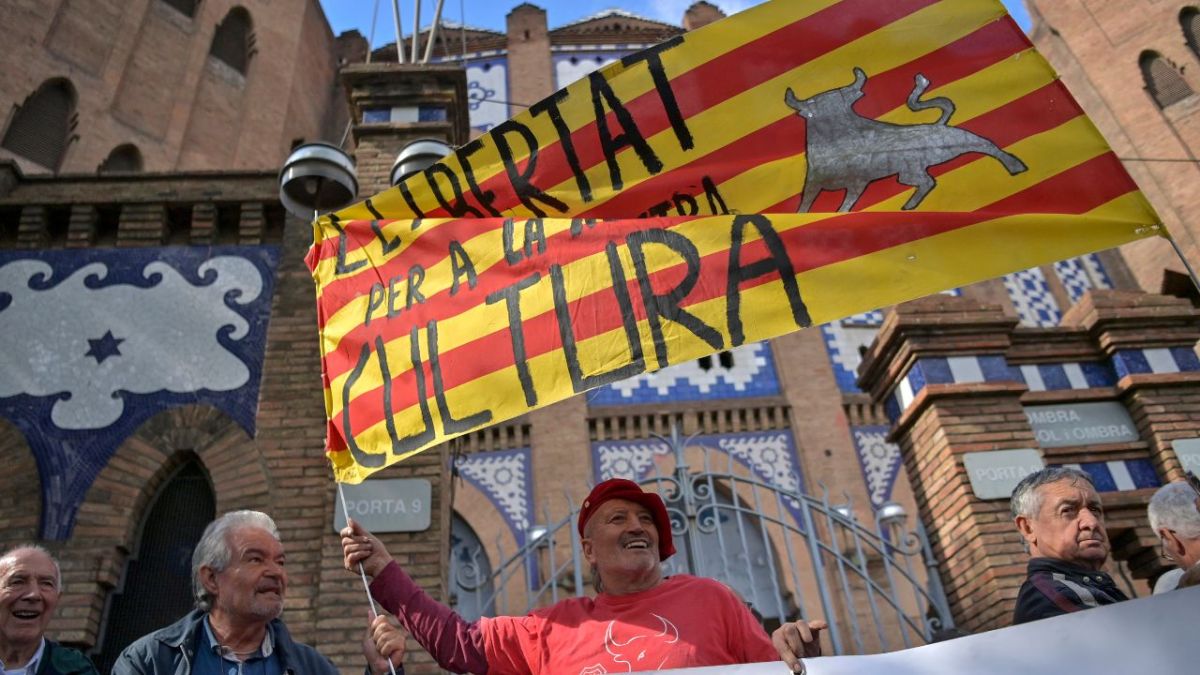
[332,478,432,533]
[1024,402,1140,448]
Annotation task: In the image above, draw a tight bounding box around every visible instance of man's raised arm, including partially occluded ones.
[342,519,489,675]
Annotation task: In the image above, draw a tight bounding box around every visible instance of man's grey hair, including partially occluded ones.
[1148,481,1200,540]
[1010,466,1096,520]
[0,544,62,590]
[192,510,280,611]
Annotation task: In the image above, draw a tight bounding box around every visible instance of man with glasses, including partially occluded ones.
[1146,473,1200,593]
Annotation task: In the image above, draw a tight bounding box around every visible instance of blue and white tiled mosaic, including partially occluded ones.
[455,448,534,543]
[1054,459,1161,493]
[1113,347,1200,378]
[1004,266,1061,328]
[589,341,780,405]
[885,348,1200,422]
[591,430,806,522]
[821,321,883,393]
[1054,254,1113,304]
[850,426,903,508]
[1018,362,1116,391]
[820,292,961,394]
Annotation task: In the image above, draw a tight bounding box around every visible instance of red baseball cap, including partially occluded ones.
[577,478,676,560]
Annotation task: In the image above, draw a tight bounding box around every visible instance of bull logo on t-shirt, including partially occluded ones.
[579,613,681,674]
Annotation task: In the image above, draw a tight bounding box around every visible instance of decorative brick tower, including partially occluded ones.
[317,62,470,674]
[340,63,471,195]
[505,4,554,120]
[858,291,1200,632]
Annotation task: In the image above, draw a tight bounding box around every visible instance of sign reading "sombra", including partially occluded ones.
[332,478,431,533]
[1024,402,1140,448]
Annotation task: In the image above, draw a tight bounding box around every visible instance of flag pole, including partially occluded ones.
[338,480,399,675]
[1166,232,1200,296]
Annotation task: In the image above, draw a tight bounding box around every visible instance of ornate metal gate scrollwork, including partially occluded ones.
[451,429,954,655]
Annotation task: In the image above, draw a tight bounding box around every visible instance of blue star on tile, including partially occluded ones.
[85,330,125,364]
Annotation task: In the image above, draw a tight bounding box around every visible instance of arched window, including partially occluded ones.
[449,514,495,621]
[92,459,215,673]
[1,79,77,171]
[210,7,255,75]
[1184,8,1200,60]
[98,144,143,174]
[161,0,199,18]
[1140,51,1193,108]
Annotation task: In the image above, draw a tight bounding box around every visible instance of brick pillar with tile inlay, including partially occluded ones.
[859,295,1033,632]
[341,63,471,198]
[1063,291,1200,482]
[319,60,471,674]
[1061,290,1200,578]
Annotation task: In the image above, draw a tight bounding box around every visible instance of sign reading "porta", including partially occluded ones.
[1172,438,1200,473]
[332,478,431,533]
[963,449,1045,500]
[1024,402,1140,448]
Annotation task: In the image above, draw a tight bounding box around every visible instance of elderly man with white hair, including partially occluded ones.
[1147,478,1200,593]
[1010,466,1129,624]
[113,510,370,675]
[0,545,98,675]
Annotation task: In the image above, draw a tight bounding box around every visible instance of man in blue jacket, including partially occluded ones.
[0,545,98,675]
[1010,467,1128,624]
[114,510,403,675]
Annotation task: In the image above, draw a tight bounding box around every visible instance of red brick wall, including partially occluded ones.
[1028,0,1200,293]
[0,1,342,174]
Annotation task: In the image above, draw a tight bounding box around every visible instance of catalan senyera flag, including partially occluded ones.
[309,0,1164,483]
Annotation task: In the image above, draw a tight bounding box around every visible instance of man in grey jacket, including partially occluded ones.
[113,510,401,675]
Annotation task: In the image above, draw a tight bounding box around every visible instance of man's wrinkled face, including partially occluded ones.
[1019,479,1109,569]
[582,499,660,579]
[0,549,60,649]
[204,527,287,623]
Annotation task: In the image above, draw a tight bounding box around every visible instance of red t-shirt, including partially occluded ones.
[479,575,778,675]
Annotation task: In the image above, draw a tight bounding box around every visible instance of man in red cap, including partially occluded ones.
[342,478,823,674]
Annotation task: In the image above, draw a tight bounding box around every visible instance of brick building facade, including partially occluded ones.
[2,1,1200,673]
[0,0,347,175]
[1025,1,1200,295]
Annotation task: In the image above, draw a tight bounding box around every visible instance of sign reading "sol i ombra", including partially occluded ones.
[1024,402,1140,448]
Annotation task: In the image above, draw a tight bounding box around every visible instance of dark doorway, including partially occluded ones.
[92,458,215,672]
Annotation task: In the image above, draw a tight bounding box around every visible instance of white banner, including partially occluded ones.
[663,586,1200,674]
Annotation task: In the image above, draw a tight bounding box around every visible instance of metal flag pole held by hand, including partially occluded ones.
[339,481,399,675]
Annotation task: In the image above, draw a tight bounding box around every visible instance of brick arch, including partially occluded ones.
[0,418,40,549]
[452,479,522,608]
[55,404,270,646]
[0,77,78,171]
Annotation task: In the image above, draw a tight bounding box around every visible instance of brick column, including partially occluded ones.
[317,62,469,674]
[117,203,165,247]
[237,202,264,245]
[65,204,97,248]
[859,296,1031,631]
[16,205,47,248]
[1064,291,1200,483]
[1062,291,1200,577]
[341,63,471,197]
[190,202,216,244]
[506,5,553,119]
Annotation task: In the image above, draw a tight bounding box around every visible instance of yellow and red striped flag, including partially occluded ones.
[309,0,1163,483]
